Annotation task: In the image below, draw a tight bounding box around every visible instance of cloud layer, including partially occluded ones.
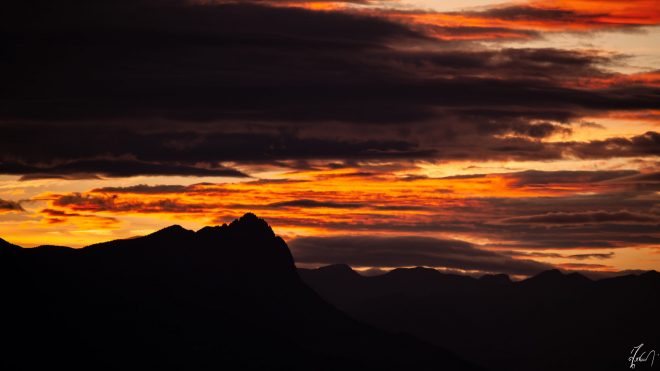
[1,0,659,178]
[289,235,552,275]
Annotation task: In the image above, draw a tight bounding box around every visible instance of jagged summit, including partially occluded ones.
[89,213,280,251]
[225,212,276,238]
[187,213,276,240]
[235,212,260,223]
[147,213,273,240]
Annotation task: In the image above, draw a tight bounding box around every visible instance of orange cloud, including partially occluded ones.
[283,0,660,41]
[2,167,657,274]
[33,168,656,240]
[197,0,660,41]
[39,208,119,229]
[572,70,660,89]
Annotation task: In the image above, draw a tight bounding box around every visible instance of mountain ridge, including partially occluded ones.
[0,213,480,371]
[299,263,660,371]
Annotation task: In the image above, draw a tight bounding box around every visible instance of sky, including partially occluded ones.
[1,0,659,277]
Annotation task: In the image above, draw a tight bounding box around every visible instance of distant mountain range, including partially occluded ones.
[299,264,660,371]
[0,214,479,371]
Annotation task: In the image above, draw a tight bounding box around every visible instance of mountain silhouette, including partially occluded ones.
[0,214,480,371]
[0,237,20,250]
[300,264,660,371]
[477,273,511,285]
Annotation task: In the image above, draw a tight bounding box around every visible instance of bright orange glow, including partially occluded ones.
[3,165,652,238]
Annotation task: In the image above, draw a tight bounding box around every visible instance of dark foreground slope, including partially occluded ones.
[300,265,660,371]
[0,214,479,371]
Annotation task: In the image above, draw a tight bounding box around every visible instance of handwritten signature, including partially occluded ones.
[629,343,656,369]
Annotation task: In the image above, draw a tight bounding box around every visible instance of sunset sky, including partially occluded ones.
[1,0,659,277]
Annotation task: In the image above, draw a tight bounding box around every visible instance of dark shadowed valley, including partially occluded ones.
[300,264,660,371]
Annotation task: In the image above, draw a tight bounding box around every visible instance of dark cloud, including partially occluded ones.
[39,208,118,225]
[426,25,540,39]
[373,205,430,211]
[566,132,660,159]
[289,235,552,275]
[501,250,615,260]
[434,131,660,162]
[500,251,564,259]
[92,184,190,194]
[0,159,248,180]
[601,171,660,192]
[41,209,83,217]
[462,5,601,23]
[0,198,24,212]
[52,193,210,213]
[2,1,429,123]
[0,126,434,176]
[255,189,660,249]
[473,193,660,248]
[226,198,428,211]
[501,210,659,224]
[245,178,309,185]
[502,170,639,186]
[2,125,657,176]
[567,252,615,260]
[0,1,658,175]
[452,4,649,31]
[556,262,610,270]
[618,172,660,183]
[53,194,117,211]
[268,199,367,209]
[440,169,643,185]
[512,122,572,138]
